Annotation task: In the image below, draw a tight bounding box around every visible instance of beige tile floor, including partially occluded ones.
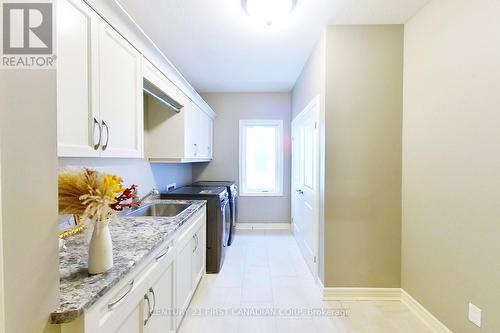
[179,230,432,333]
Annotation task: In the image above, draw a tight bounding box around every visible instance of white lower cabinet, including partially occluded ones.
[174,210,206,329]
[60,207,206,333]
[175,236,193,314]
[191,222,205,290]
[146,261,174,333]
[115,303,143,333]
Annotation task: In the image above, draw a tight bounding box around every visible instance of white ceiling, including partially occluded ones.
[117,0,430,92]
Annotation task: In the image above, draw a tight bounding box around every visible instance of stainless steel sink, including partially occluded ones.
[126,202,190,217]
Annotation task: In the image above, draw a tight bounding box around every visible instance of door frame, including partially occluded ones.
[291,95,320,279]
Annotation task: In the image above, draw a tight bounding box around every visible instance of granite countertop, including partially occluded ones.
[51,199,206,324]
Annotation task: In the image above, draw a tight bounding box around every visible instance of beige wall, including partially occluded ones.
[193,93,292,224]
[291,31,326,119]
[291,33,327,283]
[402,0,500,332]
[0,71,59,333]
[324,25,403,287]
[293,26,403,288]
[0,143,4,332]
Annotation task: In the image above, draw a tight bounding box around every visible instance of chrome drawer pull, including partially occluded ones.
[108,280,134,310]
[93,118,101,150]
[155,245,172,262]
[101,120,109,151]
[149,287,156,315]
[143,293,151,326]
[192,234,198,253]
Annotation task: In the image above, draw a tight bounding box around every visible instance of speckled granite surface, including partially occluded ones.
[51,199,206,324]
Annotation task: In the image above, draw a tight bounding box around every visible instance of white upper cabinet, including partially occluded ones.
[143,58,215,163]
[57,0,100,157]
[198,110,213,159]
[57,0,214,161]
[98,22,143,158]
[57,0,143,158]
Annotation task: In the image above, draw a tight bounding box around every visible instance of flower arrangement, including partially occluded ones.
[58,168,138,274]
[58,168,139,222]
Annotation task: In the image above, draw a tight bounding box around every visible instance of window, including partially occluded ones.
[239,120,283,196]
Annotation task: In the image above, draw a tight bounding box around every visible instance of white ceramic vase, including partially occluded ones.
[88,218,113,274]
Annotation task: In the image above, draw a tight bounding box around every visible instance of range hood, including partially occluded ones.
[143,78,183,113]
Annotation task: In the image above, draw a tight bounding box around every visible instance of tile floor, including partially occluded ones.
[179,230,432,333]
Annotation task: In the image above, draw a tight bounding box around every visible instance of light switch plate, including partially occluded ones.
[468,302,482,327]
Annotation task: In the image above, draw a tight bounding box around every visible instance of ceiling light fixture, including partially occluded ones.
[242,0,298,26]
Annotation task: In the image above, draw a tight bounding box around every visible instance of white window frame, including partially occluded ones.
[239,119,284,197]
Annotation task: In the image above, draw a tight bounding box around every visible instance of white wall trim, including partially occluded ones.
[401,290,452,333]
[322,288,402,301]
[235,223,291,230]
[318,286,452,333]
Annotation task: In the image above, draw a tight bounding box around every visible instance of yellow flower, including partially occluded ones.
[104,175,126,199]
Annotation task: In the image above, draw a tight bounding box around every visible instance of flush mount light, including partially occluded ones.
[242,0,298,26]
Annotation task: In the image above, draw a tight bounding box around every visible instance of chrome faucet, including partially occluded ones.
[133,188,160,206]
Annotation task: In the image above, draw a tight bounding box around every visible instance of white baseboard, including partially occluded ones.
[235,223,291,230]
[318,286,452,332]
[322,288,401,301]
[401,290,452,333]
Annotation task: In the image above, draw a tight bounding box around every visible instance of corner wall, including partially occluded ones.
[0,71,59,333]
[402,0,500,331]
[324,25,403,287]
[292,25,403,288]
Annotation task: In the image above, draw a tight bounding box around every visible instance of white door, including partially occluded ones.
[292,96,320,277]
[57,0,100,157]
[98,20,143,158]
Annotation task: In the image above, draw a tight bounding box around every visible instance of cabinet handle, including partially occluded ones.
[93,118,101,150]
[194,143,198,156]
[143,293,151,326]
[193,234,199,253]
[101,120,109,151]
[155,245,172,262]
[149,287,156,315]
[108,280,134,310]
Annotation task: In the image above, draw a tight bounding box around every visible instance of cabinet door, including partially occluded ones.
[183,103,200,159]
[146,261,174,333]
[115,302,145,333]
[191,222,205,288]
[175,237,193,312]
[197,111,209,159]
[57,0,100,157]
[98,21,143,158]
[207,116,214,159]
